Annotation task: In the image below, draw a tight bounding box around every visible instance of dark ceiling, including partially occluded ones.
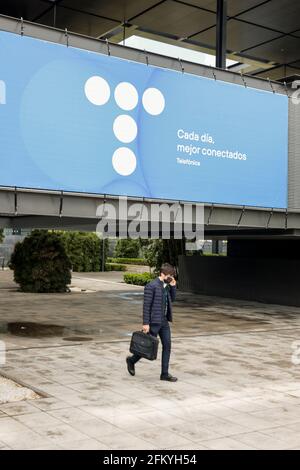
[0,0,299,80]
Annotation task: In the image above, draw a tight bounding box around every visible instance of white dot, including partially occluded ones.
[114,82,138,111]
[84,76,110,105]
[142,87,165,115]
[112,147,136,176]
[113,115,137,143]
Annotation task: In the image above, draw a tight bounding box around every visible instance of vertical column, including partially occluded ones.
[212,240,220,254]
[216,0,227,69]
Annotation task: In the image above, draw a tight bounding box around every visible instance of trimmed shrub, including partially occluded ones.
[123,272,155,286]
[107,257,148,266]
[203,252,226,257]
[9,230,72,293]
[105,263,127,272]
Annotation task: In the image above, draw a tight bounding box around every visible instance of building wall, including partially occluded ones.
[288,94,300,210]
[0,233,27,266]
[227,238,300,259]
[178,250,300,306]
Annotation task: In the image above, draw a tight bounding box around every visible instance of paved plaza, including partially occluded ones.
[1,270,300,450]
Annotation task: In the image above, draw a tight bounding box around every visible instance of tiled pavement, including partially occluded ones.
[1,270,300,449]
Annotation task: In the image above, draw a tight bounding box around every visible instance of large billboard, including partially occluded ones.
[0,30,288,208]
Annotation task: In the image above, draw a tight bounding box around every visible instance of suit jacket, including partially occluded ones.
[143,277,176,326]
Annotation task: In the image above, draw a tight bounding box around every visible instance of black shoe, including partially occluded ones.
[126,357,135,376]
[160,374,178,382]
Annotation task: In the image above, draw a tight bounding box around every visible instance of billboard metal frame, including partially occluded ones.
[0,13,298,234]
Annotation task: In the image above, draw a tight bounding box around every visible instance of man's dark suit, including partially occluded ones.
[130,277,176,376]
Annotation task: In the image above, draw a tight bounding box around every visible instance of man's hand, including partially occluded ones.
[170,276,176,287]
[142,324,150,334]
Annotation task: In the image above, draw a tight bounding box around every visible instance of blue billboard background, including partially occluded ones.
[0,31,288,208]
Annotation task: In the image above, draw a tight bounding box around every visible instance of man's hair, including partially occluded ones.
[160,263,176,276]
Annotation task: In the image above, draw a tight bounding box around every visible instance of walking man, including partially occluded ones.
[126,263,178,382]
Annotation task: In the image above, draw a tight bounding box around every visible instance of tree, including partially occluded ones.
[9,230,72,293]
[142,238,185,275]
[115,238,140,258]
[143,239,164,273]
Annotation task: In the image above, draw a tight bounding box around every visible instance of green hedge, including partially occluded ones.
[107,257,148,265]
[123,272,155,286]
[105,263,127,272]
[53,231,108,272]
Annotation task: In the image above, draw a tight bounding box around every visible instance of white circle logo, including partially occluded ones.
[112,147,137,176]
[114,82,139,111]
[84,76,110,105]
[142,87,165,115]
[84,76,165,177]
[113,114,137,143]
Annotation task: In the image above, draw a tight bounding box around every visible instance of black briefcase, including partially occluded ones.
[130,331,159,361]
